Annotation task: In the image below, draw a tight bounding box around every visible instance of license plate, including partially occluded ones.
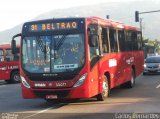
[46,95,57,99]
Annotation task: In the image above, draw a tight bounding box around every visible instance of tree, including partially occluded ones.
[144,38,160,54]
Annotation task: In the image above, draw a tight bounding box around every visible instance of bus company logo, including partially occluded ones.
[34,83,46,87]
[48,83,53,87]
[7,65,18,70]
[109,59,117,67]
[130,57,135,63]
[43,73,58,76]
[56,82,67,87]
[0,66,7,71]
[126,57,135,64]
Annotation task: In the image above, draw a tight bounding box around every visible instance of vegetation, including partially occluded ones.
[142,38,160,55]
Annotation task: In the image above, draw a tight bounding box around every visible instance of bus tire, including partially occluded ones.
[10,71,20,83]
[126,70,135,88]
[96,75,110,101]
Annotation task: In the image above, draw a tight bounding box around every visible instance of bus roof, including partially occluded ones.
[87,16,140,31]
[23,17,85,25]
[24,16,140,32]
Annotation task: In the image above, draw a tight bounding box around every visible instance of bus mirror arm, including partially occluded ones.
[11,33,21,54]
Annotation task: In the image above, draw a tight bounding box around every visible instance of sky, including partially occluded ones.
[0,0,136,32]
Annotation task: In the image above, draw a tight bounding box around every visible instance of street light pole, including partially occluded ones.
[139,18,143,36]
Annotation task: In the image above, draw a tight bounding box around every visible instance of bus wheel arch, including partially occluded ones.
[121,66,136,88]
[96,72,110,101]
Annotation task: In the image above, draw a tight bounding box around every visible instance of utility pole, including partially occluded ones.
[139,18,143,35]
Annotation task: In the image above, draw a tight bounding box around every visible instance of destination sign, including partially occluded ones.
[29,21,78,32]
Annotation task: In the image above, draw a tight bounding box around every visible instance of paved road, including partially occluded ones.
[0,74,160,119]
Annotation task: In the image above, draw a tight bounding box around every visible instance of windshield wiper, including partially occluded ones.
[55,33,69,51]
[36,36,46,52]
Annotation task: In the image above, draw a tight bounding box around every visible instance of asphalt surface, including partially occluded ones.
[0,74,160,119]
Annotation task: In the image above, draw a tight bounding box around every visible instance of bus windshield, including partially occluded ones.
[22,34,85,73]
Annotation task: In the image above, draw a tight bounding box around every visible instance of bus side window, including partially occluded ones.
[125,31,132,51]
[132,31,138,51]
[5,49,19,62]
[89,35,99,59]
[88,25,99,59]
[109,28,118,52]
[0,50,4,62]
[88,24,100,69]
[118,30,125,52]
[6,49,13,62]
[101,28,109,53]
[137,32,142,50]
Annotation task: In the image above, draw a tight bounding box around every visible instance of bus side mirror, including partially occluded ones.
[11,33,21,54]
[11,40,17,54]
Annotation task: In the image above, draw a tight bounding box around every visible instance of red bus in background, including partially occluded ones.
[12,16,144,101]
[0,44,20,83]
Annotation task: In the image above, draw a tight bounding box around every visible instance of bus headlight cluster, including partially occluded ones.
[73,73,87,88]
[21,76,30,88]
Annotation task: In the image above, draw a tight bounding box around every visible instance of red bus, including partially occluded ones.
[0,44,20,83]
[11,16,144,101]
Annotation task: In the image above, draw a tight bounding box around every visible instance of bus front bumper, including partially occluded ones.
[21,84,90,99]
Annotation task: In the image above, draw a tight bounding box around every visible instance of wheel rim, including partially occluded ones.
[102,77,108,97]
[14,74,20,82]
[131,72,135,86]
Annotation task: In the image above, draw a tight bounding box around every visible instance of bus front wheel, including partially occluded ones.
[96,75,110,101]
[10,71,20,83]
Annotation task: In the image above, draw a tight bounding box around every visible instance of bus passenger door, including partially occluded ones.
[109,28,122,86]
[117,30,129,84]
[88,25,101,96]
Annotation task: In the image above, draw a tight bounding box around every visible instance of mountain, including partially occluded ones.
[0,0,160,44]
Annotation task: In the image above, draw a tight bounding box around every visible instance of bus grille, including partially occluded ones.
[34,90,70,98]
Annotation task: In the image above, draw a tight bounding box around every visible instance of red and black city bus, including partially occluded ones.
[11,16,144,101]
[0,44,20,83]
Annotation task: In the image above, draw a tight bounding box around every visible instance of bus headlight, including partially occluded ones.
[144,64,146,68]
[73,73,87,88]
[21,76,30,88]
